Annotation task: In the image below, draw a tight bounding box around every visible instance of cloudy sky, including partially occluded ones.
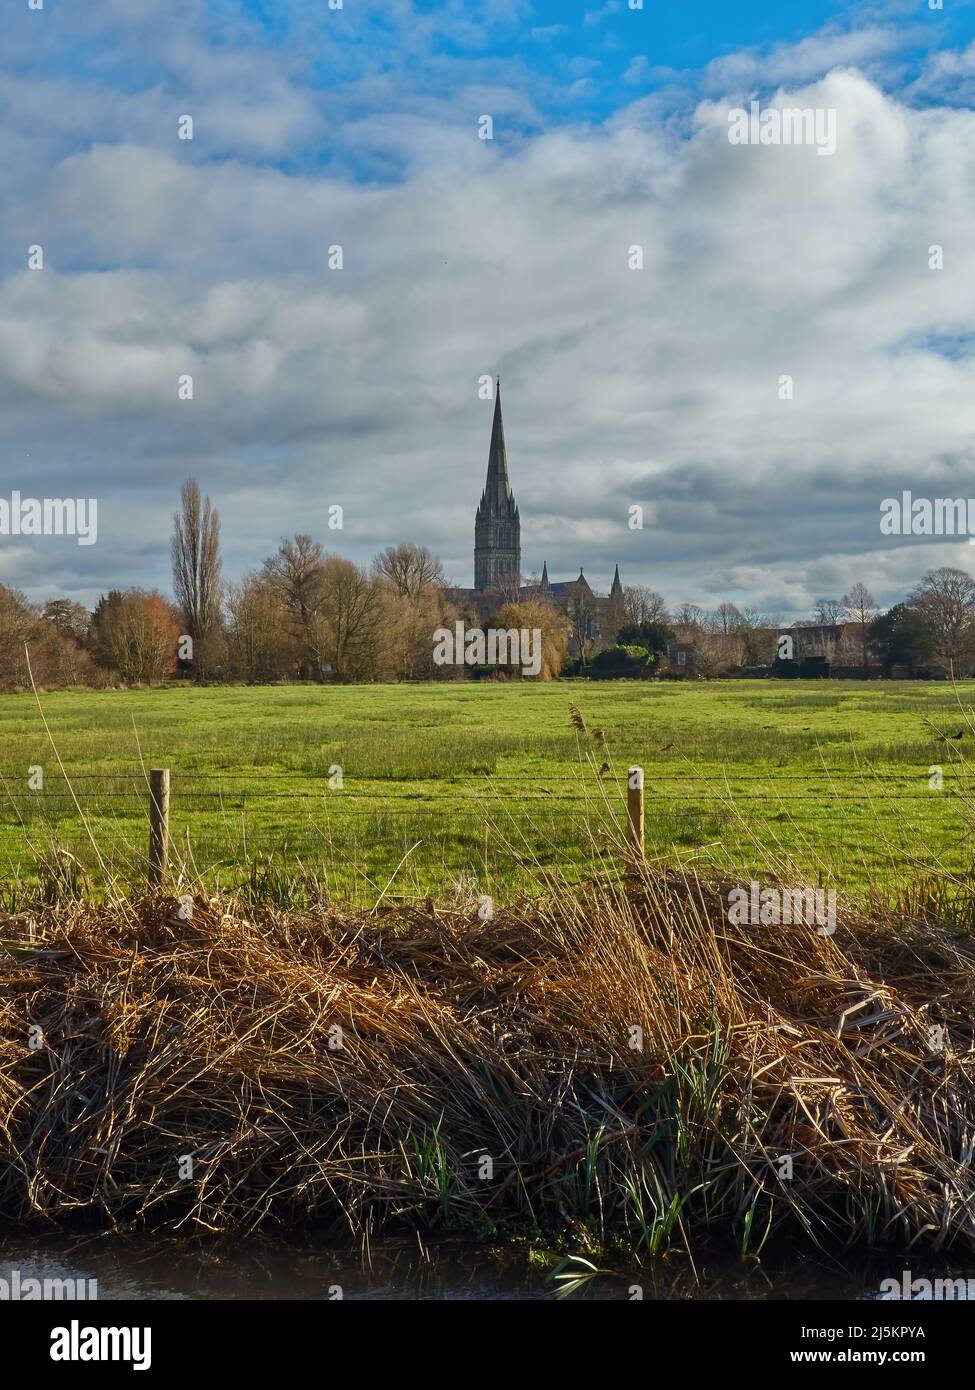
[3,0,975,617]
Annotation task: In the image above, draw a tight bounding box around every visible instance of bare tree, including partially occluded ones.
[908,567,975,674]
[0,586,41,687]
[842,582,878,677]
[714,601,743,634]
[171,479,223,679]
[672,603,710,652]
[734,608,778,665]
[693,629,744,677]
[262,534,327,678]
[372,543,444,599]
[225,573,298,682]
[372,543,452,679]
[813,597,845,628]
[623,587,669,626]
[673,602,706,634]
[316,557,382,681]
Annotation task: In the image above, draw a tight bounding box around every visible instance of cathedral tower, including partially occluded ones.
[474,382,521,591]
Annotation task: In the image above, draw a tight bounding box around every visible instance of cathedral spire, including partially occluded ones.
[610,563,622,596]
[474,379,521,591]
[484,380,513,508]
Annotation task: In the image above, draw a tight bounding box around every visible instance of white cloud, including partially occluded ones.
[703,25,916,92]
[584,2,621,28]
[1,28,974,616]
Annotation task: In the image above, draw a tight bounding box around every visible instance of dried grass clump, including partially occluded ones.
[0,866,973,1254]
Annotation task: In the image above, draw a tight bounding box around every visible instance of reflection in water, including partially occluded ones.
[0,1232,972,1301]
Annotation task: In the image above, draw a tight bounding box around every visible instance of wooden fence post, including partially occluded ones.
[627,765,644,857]
[149,768,170,886]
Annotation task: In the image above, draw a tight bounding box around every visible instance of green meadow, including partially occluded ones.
[0,680,972,907]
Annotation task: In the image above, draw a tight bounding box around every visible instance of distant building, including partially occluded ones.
[665,640,697,676]
[453,382,623,650]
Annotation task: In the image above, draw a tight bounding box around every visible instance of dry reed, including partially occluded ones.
[1,860,973,1255]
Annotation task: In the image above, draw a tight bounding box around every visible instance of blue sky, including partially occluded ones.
[15,1,975,170]
[235,0,972,111]
[3,0,975,615]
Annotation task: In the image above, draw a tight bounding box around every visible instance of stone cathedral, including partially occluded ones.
[461,381,624,645]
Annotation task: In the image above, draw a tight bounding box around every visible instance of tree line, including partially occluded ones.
[598,572,975,678]
[1,479,974,688]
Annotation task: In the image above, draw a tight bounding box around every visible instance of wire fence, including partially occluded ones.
[1,769,970,824]
[0,761,970,902]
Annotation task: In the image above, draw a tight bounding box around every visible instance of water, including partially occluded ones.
[1,1232,972,1300]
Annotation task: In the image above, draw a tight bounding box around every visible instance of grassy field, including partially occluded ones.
[0,679,972,907]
